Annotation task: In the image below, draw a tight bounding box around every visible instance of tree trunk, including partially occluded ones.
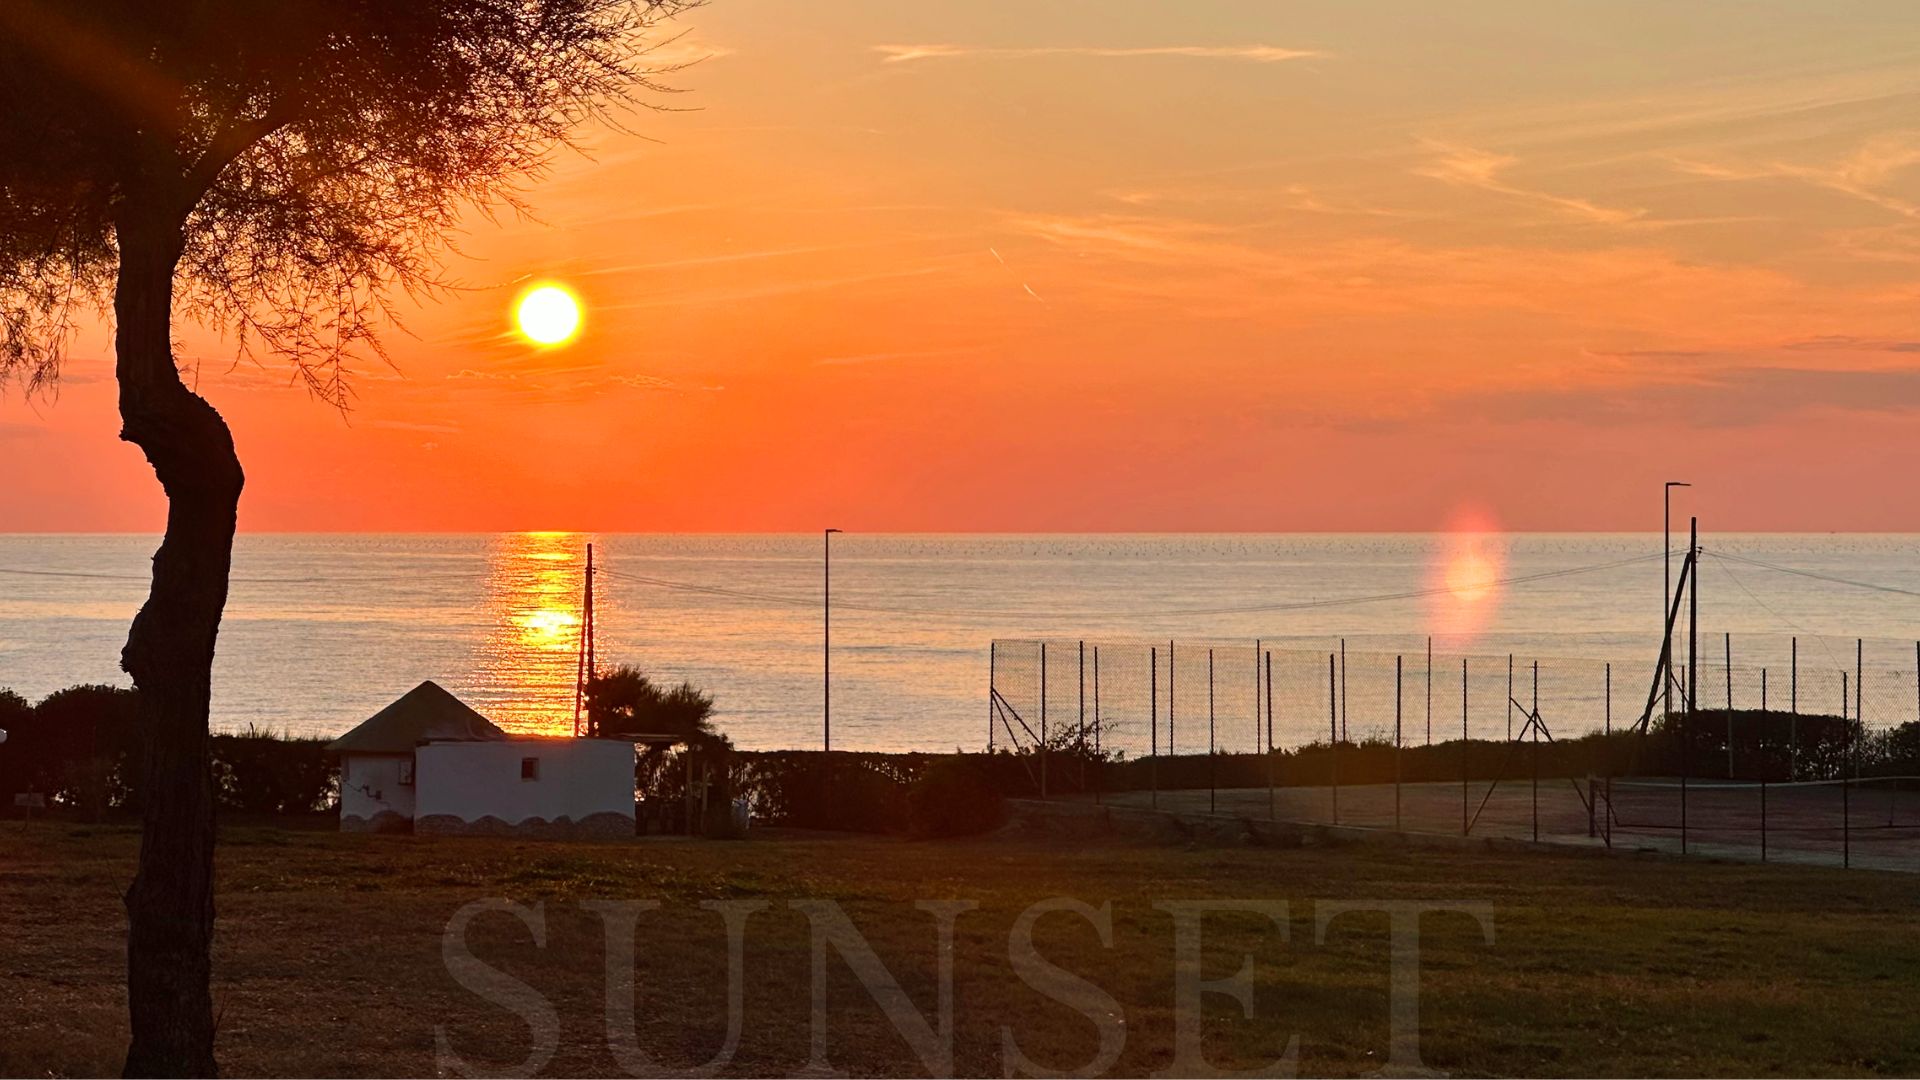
[114,199,242,1079]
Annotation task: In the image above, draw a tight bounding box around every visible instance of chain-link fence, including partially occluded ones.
[989,637,1920,872]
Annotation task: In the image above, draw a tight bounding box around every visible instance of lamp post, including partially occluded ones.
[824,528,841,752]
[1665,482,1691,721]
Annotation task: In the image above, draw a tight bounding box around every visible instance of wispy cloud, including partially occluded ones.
[873,43,1320,65]
[1669,135,1920,221]
[1414,140,1643,225]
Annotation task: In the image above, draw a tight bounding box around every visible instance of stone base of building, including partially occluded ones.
[339,810,414,834]
[413,811,635,840]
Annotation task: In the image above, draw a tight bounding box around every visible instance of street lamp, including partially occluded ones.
[824,528,841,752]
[1665,482,1691,720]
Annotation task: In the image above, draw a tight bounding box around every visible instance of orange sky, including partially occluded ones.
[7,0,1920,532]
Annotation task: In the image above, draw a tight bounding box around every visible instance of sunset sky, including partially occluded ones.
[7,0,1920,532]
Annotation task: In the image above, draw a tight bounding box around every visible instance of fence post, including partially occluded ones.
[1254,638,1262,755]
[1340,638,1348,743]
[1150,646,1159,810]
[1041,642,1049,800]
[1844,666,1851,869]
[988,642,996,753]
[1507,654,1514,741]
[1208,648,1217,815]
[1604,662,1612,847]
[1266,650,1276,821]
[1461,657,1469,836]
[1093,646,1102,806]
[1725,632,1734,779]
[1791,636,1799,780]
[1531,660,1539,842]
[1169,639,1176,758]
[1329,652,1339,826]
[1079,640,1087,793]
[1395,654,1403,832]
[1426,636,1434,746]
[1587,773,1596,839]
[1684,519,1696,856]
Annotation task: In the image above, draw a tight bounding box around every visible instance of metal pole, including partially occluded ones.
[1150,646,1159,810]
[1532,660,1539,842]
[1461,658,1469,836]
[1844,666,1851,869]
[1208,648,1216,814]
[1760,779,1768,863]
[1851,638,1863,867]
[1684,518,1697,856]
[1254,638,1262,755]
[1426,636,1433,746]
[824,528,840,752]
[1093,646,1102,805]
[1726,632,1735,779]
[1079,639,1088,795]
[1665,481,1690,736]
[1266,650,1276,820]
[1169,639,1176,757]
[1340,638,1348,743]
[1041,642,1049,799]
[1093,646,1101,757]
[988,642,997,753]
[1395,654,1403,832]
[1329,652,1339,825]
[1507,654,1514,741]
[1791,636,1799,780]
[573,543,589,737]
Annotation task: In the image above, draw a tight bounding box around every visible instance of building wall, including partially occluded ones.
[339,753,416,832]
[414,738,635,837]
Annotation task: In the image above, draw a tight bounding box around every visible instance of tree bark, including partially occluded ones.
[114,195,242,1079]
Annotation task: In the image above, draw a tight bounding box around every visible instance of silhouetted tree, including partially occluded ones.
[0,4,686,1072]
[587,663,716,740]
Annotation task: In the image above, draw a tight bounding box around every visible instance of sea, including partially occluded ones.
[2,533,1918,754]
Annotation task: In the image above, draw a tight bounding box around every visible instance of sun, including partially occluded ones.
[514,283,582,346]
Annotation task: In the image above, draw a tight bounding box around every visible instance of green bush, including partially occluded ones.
[907,756,1005,838]
[211,728,338,815]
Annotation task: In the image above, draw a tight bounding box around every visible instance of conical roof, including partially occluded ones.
[326,681,508,754]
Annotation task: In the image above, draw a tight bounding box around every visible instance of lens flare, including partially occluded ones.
[1425,506,1507,644]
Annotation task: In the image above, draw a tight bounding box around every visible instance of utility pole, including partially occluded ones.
[573,542,596,736]
[824,528,841,752]
[1665,482,1690,726]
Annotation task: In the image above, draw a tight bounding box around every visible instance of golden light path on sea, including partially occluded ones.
[475,532,592,734]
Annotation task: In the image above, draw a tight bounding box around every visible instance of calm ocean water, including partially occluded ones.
[2,533,1918,752]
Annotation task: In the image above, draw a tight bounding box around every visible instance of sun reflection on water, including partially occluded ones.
[474,532,597,735]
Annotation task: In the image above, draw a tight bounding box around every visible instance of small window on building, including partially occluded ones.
[397,760,415,786]
[521,756,540,781]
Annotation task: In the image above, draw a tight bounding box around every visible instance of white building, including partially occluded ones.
[329,681,636,838]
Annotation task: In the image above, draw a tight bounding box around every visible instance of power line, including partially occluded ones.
[600,551,1666,621]
[0,565,476,585]
[1704,548,1920,601]
[0,547,1697,623]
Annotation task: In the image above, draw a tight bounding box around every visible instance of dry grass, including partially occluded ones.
[3,819,1919,1076]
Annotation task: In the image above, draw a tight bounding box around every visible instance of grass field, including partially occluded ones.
[4,820,1920,1077]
